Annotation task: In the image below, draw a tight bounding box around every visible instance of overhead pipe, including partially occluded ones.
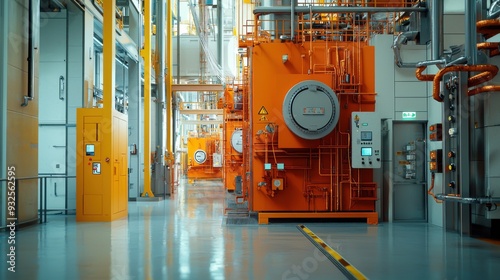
[253,6,427,15]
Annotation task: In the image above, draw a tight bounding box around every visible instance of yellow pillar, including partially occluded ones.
[103,0,115,113]
[141,0,154,197]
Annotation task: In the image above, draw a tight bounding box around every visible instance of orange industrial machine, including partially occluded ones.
[187,135,223,181]
[236,0,416,224]
[222,85,246,192]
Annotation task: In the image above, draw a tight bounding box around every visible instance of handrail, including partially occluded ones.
[0,174,76,230]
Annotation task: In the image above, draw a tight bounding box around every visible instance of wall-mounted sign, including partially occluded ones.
[402,112,417,120]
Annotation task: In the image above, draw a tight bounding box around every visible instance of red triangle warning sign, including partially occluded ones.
[258,106,268,115]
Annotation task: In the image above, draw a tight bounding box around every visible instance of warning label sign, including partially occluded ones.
[258,106,268,115]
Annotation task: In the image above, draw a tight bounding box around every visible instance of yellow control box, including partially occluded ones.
[76,108,128,221]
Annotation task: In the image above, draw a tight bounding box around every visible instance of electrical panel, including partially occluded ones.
[213,153,222,167]
[351,112,381,168]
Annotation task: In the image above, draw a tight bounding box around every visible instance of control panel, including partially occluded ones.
[351,112,381,168]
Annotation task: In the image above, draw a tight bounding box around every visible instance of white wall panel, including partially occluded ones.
[395,97,427,112]
[395,82,427,98]
[38,126,66,173]
[372,35,394,119]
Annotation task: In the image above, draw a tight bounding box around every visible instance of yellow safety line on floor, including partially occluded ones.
[297,224,368,280]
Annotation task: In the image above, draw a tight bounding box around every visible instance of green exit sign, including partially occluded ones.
[402,112,417,119]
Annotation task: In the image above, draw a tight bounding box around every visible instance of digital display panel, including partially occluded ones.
[361,147,372,156]
[361,131,372,141]
[86,144,95,156]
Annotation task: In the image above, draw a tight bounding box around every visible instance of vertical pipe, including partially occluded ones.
[466,0,477,65]
[458,73,471,234]
[217,0,223,83]
[175,0,180,153]
[22,0,39,106]
[39,178,42,223]
[44,178,47,223]
[247,47,254,211]
[167,0,174,158]
[177,0,180,83]
[142,0,154,197]
[290,0,295,41]
[430,0,443,61]
[27,0,33,105]
[157,0,166,164]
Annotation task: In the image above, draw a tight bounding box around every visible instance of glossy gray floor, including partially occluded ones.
[1,180,500,280]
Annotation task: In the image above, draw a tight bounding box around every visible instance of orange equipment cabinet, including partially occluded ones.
[76,108,128,221]
[248,42,377,214]
[187,136,223,180]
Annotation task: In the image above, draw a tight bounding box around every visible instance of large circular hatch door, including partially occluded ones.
[231,130,243,154]
[282,80,340,140]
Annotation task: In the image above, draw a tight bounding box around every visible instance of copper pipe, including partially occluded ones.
[477,19,500,39]
[477,42,500,50]
[468,85,500,96]
[416,66,435,82]
[477,42,500,57]
[432,65,499,102]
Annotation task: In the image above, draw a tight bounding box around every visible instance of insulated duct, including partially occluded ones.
[392,31,419,68]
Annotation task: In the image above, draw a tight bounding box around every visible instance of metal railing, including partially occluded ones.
[0,174,76,230]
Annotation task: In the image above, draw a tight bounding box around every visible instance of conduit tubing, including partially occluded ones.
[253,6,427,15]
[468,85,500,96]
[415,66,435,82]
[476,19,500,39]
[417,64,499,101]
